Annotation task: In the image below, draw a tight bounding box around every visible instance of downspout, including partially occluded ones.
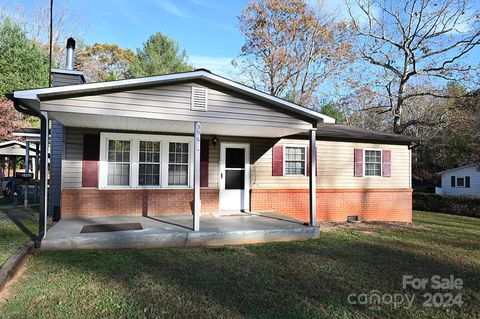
[8,94,49,247]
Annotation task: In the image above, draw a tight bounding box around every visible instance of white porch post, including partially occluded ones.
[309,128,317,226]
[39,111,49,243]
[193,121,201,231]
[24,141,30,208]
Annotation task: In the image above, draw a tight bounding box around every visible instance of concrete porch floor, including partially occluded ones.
[41,212,320,250]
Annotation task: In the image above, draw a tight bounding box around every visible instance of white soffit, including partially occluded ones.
[49,112,305,138]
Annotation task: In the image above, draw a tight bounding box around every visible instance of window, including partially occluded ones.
[168,142,189,186]
[456,177,465,187]
[139,141,160,186]
[284,146,306,176]
[100,133,192,189]
[107,140,130,186]
[364,150,382,177]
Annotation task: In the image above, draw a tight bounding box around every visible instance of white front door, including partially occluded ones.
[219,143,250,211]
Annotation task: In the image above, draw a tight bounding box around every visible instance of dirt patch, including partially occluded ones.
[0,257,29,306]
[319,221,424,232]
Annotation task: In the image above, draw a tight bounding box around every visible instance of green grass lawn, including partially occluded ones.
[0,208,37,266]
[0,211,479,319]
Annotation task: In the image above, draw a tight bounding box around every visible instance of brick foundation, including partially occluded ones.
[61,188,412,222]
[61,188,219,217]
[251,188,412,223]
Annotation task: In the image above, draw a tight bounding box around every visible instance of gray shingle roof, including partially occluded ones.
[290,124,419,144]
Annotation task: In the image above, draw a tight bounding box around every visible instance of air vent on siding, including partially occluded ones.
[191,87,208,111]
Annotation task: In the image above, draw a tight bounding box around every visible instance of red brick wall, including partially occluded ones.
[251,188,412,223]
[61,188,412,222]
[61,188,219,217]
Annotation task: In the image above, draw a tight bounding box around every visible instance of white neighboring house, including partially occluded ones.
[437,163,480,197]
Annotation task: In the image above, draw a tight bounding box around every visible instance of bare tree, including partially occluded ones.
[237,0,353,107]
[347,0,480,133]
[1,0,88,68]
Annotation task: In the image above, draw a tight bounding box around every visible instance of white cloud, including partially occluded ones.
[154,0,189,18]
[189,55,235,77]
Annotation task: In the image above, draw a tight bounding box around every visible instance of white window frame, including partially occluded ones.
[456,177,465,188]
[99,132,193,189]
[283,144,307,177]
[138,140,162,187]
[363,148,383,178]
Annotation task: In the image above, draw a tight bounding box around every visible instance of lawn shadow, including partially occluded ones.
[35,234,480,318]
[4,210,37,241]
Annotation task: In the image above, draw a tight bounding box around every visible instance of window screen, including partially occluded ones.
[168,142,189,186]
[284,146,306,175]
[364,150,381,177]
[139,141,160,186]
[107,140,130,186]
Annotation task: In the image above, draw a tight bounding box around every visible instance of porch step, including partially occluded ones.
[40,226,320,250]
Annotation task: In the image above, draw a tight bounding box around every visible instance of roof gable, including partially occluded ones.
[12,70,335,124]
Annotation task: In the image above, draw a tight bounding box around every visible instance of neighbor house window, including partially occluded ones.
[364,150,382,177]
[107,140,131,186]
[456,177,465,187]
[168,142,189,186]
[139,141,161,186]
[284,146,306,176]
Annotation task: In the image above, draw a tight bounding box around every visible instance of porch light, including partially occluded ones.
[212,137,218,146]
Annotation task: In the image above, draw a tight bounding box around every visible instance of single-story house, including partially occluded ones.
[8,39,417,241]
[436,163,480,197]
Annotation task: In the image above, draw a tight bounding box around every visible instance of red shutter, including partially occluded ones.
[272,145,283,176]
[382,150,391,177]
[306,146,317,176]
[200,139,209,187]
[82,134,100,187]
[354,149,363,177]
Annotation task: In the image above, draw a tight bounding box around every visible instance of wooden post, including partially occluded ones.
[309,129,317,226]
[12,156,16,177]
[193,121,201,231]
[24,141,30,208]
[39,112,49,243]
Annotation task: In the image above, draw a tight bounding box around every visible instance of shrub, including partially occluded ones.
[413,192,480,218]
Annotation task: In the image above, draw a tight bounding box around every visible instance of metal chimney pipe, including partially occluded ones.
[65,37,76,70]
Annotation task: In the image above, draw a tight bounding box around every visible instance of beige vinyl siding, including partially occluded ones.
[205,136,275,189]
[250,139,411,189]
[62,131,411,190]
[42,82,311,130]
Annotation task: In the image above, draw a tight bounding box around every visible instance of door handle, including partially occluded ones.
[221,173,223,179]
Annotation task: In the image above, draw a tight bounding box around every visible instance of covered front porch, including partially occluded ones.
[10,70,331,246]
[41,212,319,250]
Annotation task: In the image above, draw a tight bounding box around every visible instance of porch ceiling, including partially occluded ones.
[50,112,308,138]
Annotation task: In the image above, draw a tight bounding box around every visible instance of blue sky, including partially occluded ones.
[41,0,249,76]
[13,0,480,78]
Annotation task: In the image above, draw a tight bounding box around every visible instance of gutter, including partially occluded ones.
[6,93,42,118]
[6,93,48,247]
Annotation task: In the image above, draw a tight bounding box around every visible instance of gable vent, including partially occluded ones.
[191,87,208,111]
